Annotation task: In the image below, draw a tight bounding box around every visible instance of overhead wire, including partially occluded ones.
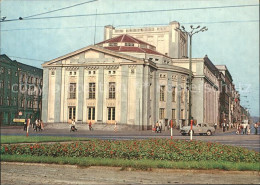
[0,4,258,23]
[23,0,98,19]
[1,20,259,32]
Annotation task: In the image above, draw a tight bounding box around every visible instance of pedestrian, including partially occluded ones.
[246,124,251,135]
[89,121,92,131]
[27,118,31,129]
[114,121,117,132]
[240,124,243,134]
[226,123,229,131]
[236,123,241,134]
[254,122,258,135]
[40,120,44,131]
[155,121,159,133]
[71,119,77,131]
[214,123,217,130]
[223,122,226,132]
[23,120,27,131]
[33,119,38,131]
[242,123,247,135]
[159,121,162,133]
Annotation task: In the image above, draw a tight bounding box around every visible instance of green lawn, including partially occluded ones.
[1,135,90,144]
[1,154,258,171]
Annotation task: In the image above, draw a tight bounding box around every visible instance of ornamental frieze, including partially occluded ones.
[65,67,79,71]
[128,65,137,69]
[85,66,99,70]
[104,65,119,70]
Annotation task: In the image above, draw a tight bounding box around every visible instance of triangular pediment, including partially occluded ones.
[42,45,142,66]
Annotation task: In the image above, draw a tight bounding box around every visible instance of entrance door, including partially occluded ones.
[87,107,95,123]
[107,107,115,124]
[68,107,76,122]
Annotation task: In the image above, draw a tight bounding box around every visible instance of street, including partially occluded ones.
[1,124,260,152]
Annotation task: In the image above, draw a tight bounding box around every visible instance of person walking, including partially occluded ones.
[226,123,229,131]
[33,119,38,131]
[35,120,40,132]
[223,122,226,132]
[254,122,258,135]
[155,121,159,133]
[23,120,27,131]
[114,121,117,132]
[71,119,77,131]
[242,123,247,135]
[247,124,251,135]
[159,121,162,133]
[40,120,44,131]
[236,123,241,134]
[89,121,92,131]
[27,118,31,129]
[214,123,217,130]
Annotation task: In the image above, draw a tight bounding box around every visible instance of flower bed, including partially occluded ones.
[2,139,259,163]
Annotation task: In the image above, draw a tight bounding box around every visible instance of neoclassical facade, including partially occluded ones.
[172,56,220,126]
[42,35,190,129]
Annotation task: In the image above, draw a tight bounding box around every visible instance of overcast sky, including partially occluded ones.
[0,0,259,117]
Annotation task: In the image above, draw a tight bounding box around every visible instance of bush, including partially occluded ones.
[1,139,259,163]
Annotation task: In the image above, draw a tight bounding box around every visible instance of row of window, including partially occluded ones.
[159,108,185,120]
[108,43,135,47]
[20,99,41,109]
[0,67,18,76]
[0,80,11,89]
[159,86,185,102]
[68,107,115,121]
[69,82,116,99]
[68,106,184,121]
[21,74,42,85]
[68,83,185,102]
[0,97,16,106]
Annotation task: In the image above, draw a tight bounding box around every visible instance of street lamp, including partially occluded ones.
[176,25,208,126]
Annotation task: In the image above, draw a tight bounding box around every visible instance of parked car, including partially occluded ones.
[180,123,215,136]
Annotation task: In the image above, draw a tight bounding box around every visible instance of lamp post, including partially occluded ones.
[176,25,208,126]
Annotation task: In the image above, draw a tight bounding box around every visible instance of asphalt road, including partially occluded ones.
[1,126,260,152]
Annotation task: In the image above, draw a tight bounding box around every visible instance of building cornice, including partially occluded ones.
[42,45,144,67]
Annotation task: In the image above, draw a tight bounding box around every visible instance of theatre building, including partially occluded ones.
[42,34,190,129]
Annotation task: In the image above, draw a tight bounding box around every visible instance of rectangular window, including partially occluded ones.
[172,109,176,120]
[88,107,95,120]
[160,86,165,101]
[107,107,115,120]
[21,99,24,108]
[109,82,116,99]
[89,83,95,99]
[181,109,184,119]
[7,97,10,106]
[125,43,134,46]
[69,83,76,99]
[159,108,165,119]
[181,88,185,103]
[172,87,176,102]
[68,107,76,120]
